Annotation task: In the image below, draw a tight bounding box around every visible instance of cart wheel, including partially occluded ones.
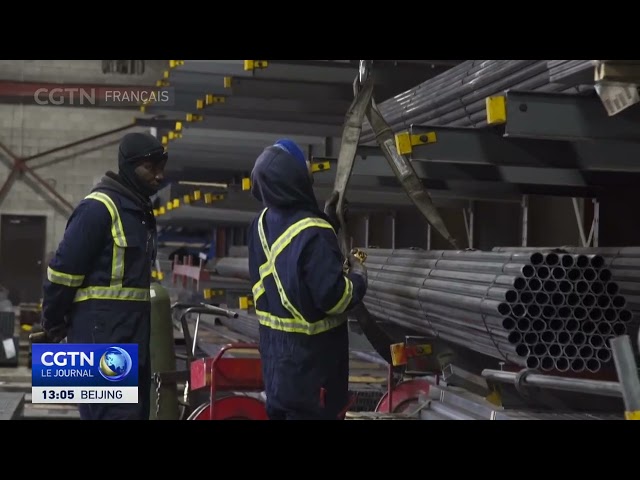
[186,402,211,420]
[375,379,431,414]
[186,396,268,420]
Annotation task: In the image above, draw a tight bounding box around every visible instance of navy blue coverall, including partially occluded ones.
[42,173,157,420]
[248,145,367,420]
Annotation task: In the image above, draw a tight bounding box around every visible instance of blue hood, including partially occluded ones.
[250,145,321,213]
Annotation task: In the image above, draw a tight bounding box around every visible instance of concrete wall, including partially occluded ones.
[0,60,167,84]
[0,60,167,254]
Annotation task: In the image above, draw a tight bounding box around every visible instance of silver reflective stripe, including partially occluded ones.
[47,266,85,287]
[74,287,150,302]
[255,309,345,335]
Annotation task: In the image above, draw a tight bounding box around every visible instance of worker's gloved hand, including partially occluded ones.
[29,323,67,344]
[324,191,348,232]
[347,250,367,284]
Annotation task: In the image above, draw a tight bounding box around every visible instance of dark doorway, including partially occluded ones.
[0,215,47,305]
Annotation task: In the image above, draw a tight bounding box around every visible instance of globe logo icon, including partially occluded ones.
[99,347,132,382]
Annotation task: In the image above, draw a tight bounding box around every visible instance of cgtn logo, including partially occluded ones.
[99,346,133,381]
[32,344,138,404]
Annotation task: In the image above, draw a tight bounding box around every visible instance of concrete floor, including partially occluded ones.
[0,313,388,420]
[0,330,81,420]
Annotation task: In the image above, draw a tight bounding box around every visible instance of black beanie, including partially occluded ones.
[118,132,165,169]
[117,132,165,197]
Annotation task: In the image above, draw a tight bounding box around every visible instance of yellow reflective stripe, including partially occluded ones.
[84,192,126,287]
[257,208,333,323]
[252,281,265,301]
[85,192,127,247]
[73,192,148,304]
[47,267,84,287]
[257,212,334,279]
[326,276,353,315]
[254,208,346,335]
[255,309,346,335]
[74,287,150,303]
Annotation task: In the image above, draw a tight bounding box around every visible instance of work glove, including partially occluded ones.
[29,323,67,344]
[347,249,368,284]
[324,191,348,232]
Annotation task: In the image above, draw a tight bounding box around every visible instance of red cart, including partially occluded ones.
[186,342,268,420]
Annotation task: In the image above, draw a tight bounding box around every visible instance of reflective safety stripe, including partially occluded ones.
[47,267,84,287]
[254,208,352,335]
[72,191,148,303]
[74,286,150,302]
[326,276,353,315]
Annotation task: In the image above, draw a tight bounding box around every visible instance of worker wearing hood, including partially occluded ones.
[39,132,167,421]
[248,138,368,420]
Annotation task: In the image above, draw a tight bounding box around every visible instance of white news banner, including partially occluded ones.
[32,386,138,404]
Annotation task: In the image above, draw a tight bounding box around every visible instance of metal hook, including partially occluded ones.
[359,60,372,85]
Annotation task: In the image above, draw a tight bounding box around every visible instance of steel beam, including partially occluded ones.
[144,102,345,125]
[175,60,452,85]
[170,138,320,154]
[156,205,257,227]
[166,71,356,101]
[178,127,328,147]
[176,60,363,84]
[177,60,356,83]
[166,155,256,173]
[164,163,521,205]
[168,143,264,157]
[503,90,640,142]
[168,147,577,201]
[317,150,633,191]
[161,115,344,138]
[176,61,249,77]
[152,94,351,116]
[406,124,640,172]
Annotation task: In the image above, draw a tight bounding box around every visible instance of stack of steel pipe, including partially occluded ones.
[213,256,252,280]
[362,248,632,373]
[360,60,594,143]
[217,309,260,342]
[492,246,640,324]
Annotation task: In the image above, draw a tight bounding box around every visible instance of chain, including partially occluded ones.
[154,372,162,419]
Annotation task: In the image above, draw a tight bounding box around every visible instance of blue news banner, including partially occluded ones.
[32,344,138,404]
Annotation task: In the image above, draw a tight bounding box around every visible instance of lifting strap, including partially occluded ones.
[360,77,459,249]
[331,61,458,366]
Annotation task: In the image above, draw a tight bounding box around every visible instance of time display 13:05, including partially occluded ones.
[42,390,75,400]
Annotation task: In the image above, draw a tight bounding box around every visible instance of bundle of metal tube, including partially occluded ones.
[217,309,260,341]
[360,60,594,144]
[492,246,640,319]
[213,256,251,280]
[362,248,632,373]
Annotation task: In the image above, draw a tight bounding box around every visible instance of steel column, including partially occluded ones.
[572,197,588,247]
[463,201,475,248]
[391,214,396,249]
[520,195,529,247]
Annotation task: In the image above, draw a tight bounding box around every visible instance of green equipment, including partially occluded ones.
[149,282,180,420]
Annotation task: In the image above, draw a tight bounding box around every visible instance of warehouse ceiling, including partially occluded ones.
[3,59,638,228]
[134,60,632,220]
[136,59,496,222]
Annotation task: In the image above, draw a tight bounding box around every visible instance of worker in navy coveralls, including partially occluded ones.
[39,132,167,420]
[247,138,368,420]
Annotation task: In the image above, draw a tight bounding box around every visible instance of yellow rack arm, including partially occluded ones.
[239,296,254,310]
